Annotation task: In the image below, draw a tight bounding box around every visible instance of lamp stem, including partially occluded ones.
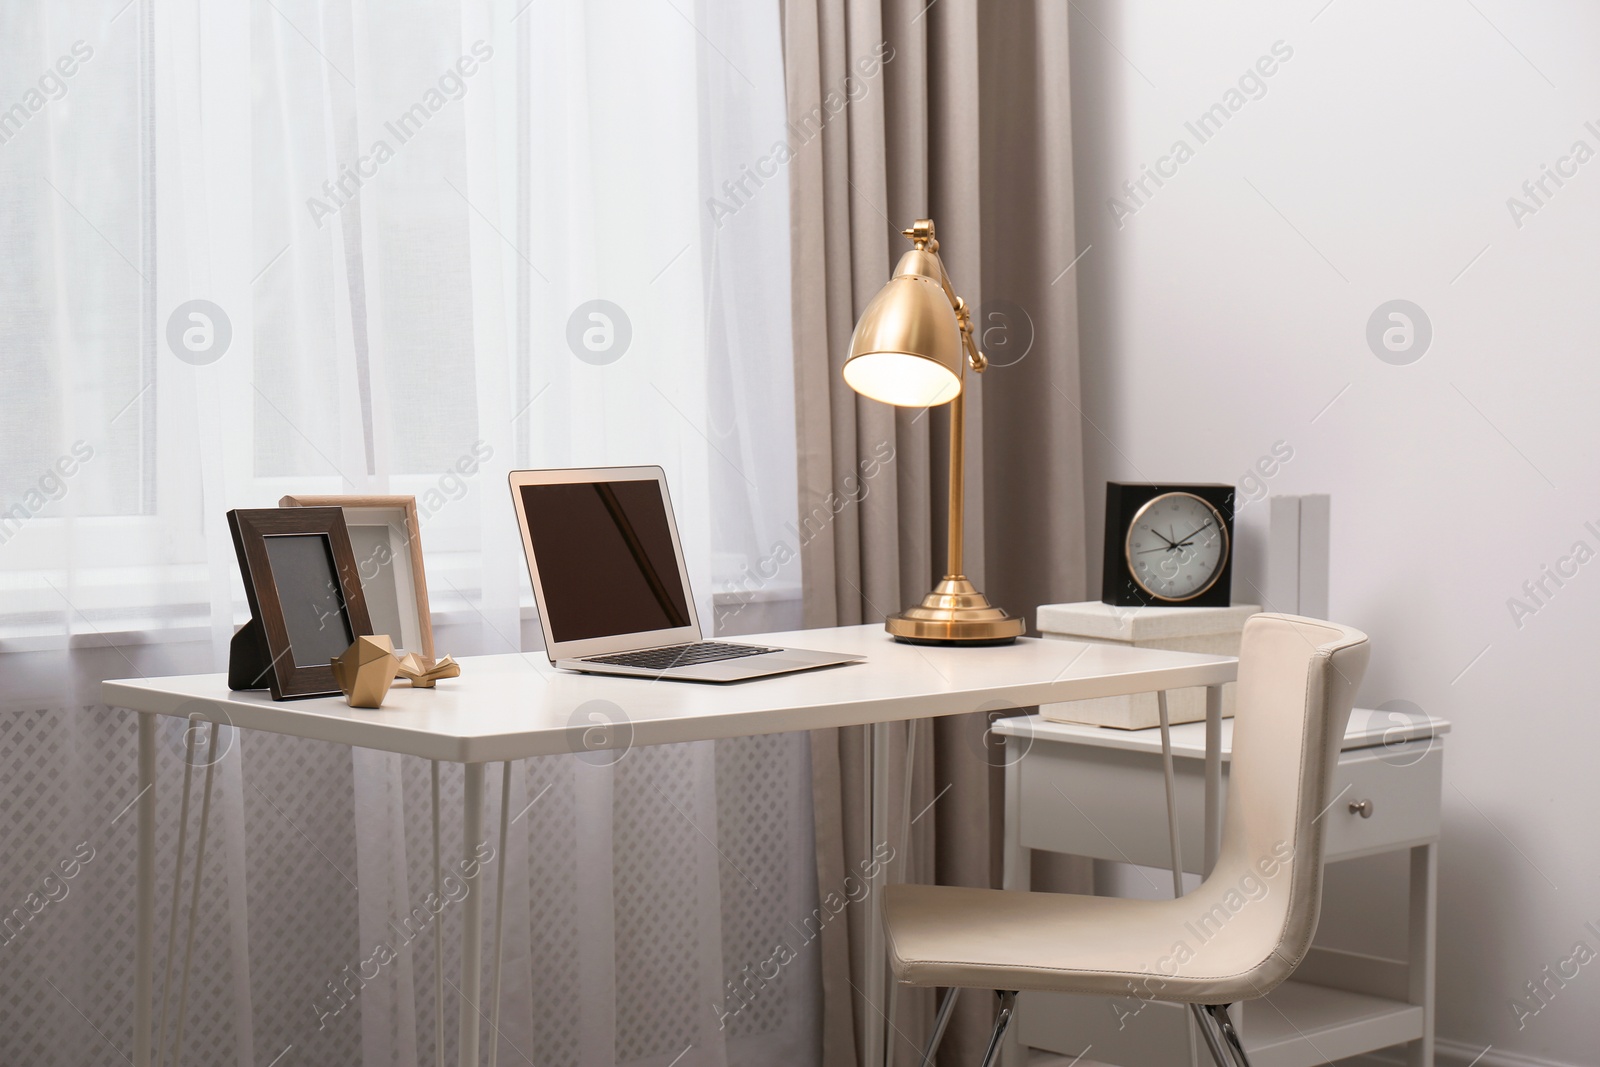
[947,388,964,579]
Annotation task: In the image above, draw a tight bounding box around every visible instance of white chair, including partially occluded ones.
[882,613,1371,1067]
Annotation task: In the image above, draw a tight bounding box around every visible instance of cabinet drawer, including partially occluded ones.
[1322,741,1441,859]
[1015,736,1442,869]
[1018,741,1212,870]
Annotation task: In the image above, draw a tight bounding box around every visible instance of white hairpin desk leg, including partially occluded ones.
[885,719,918,1067]
[458,763,486,1067]
[136,713,157,1067]
[156,723,198,1067]
[432,763,444,1067]
[1204,684,1223,874]
[1155,692,1186,897]
[487,762,512,1067]
[864,720,891,1067]
[1156,692,1200,1067]
[170,722,220,1067]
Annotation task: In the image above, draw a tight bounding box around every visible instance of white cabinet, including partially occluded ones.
[993,711,1448,1067]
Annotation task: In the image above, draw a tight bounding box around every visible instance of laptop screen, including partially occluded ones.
[517,478,694,644]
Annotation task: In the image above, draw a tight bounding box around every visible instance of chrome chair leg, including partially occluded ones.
[978,991,1018,1067]
[1190,1002,1234,1067]
[1201,1003,1253,1067]
[917,987,961,1067]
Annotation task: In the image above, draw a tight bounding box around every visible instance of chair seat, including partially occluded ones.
[883,882,1300,1004]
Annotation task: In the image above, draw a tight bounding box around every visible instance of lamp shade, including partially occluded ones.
[843,253,964,407]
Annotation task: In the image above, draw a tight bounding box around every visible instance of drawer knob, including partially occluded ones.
[1349,799,1374,819]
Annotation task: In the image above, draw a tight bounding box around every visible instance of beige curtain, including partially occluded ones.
[782,0,1086,1063]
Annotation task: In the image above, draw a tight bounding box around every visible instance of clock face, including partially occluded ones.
[1124,492,1230,602]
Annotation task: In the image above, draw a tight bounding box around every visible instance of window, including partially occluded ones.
[0,0,800,640]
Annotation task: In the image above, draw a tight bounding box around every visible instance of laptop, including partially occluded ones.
[509,466,863,682]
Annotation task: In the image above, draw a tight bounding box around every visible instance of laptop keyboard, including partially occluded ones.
[584,642,777,671]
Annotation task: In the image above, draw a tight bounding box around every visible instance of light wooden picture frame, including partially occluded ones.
[279,495,436,662]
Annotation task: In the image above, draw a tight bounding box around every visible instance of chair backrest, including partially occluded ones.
[1207,613,1369,993]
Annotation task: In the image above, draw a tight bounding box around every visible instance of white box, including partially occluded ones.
[1036,601,1258,729]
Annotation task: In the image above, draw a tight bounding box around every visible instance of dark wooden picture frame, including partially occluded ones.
[227,507,374,699]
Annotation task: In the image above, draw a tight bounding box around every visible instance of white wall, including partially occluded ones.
[1068,2,1600,1064]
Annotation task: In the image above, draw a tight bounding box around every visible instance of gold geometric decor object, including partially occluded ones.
[331,635,401,709]
[396,652,461,689]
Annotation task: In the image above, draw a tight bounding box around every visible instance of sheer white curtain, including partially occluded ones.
[0,1,815,1065]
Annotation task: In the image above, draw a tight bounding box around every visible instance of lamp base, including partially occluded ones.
[884,577,1026,646]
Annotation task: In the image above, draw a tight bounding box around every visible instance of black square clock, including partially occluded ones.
[1101,483,1235,607]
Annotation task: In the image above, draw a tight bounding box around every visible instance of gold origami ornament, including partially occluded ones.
[396,653,461,689]
[331,635,401,708]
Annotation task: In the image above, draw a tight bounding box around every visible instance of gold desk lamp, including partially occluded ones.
[844,218,1025,645]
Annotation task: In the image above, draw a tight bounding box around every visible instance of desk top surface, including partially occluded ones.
[102,624,1237,763]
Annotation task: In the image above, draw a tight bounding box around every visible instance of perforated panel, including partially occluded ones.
[1,707,818,1066]
[716,734,805,1040]
[0,707,244,1067]
[242,730,363,1066]
[521,755,584,1061]
[615,744,705,1063]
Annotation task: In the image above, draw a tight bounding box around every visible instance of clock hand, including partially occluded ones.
[1135,545,1178,554]
[1146,528,1178,549]
[1174,520,1214,545]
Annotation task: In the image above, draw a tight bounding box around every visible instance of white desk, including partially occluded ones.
[104,624,1237,1067]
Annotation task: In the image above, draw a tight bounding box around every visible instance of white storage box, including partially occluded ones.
[1037,601,1258,729]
